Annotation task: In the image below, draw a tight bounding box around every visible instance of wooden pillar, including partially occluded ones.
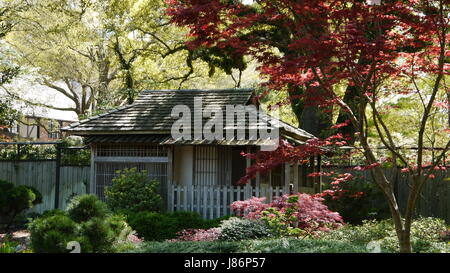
[293,163,299,193]
[167,146,173,185]
[315,155,322,193]
[284,163,290,194]
[246,146,252,187]
[54,143,61,209]
[89,144,96,195]
[255,147,260,187]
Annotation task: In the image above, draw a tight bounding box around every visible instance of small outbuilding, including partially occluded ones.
[63,89,321,219]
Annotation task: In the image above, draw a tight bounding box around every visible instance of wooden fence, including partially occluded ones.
[167,184,286,219]
[322,167,450,223]
[0,160,90,213]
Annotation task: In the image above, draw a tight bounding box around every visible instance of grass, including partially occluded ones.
[131,238,372,253]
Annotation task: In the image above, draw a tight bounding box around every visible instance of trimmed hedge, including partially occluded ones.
[127,211,229,241]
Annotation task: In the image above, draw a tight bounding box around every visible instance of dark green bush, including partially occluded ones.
[106,214,131,238]
[219,217,274,241]
[28,213,79,253]
[105,168,163,213]
[29,195,133,253]
[203,215,231,229]
[0,180,42,229]
[66,194,109,223]
[127,212,177,241]
[170,211,207,230]
[80,217,115,252]
[127,211,228,241]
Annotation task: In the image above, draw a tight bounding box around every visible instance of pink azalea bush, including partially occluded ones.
[231,193,344,234]
[169,228,221,242]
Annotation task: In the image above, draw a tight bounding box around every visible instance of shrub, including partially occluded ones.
[231,194,343,236]
[80,217,115,252]
[105,168,162,213]
[219,217,274,241]
[127,212,178,241]
[0,180,42,229]
[29,195,136,253]
[28,213,79,253]
[203,215,231,229]
[127,211,226,241]
[170,211,206,230]
[107,214,132,239]
[66,194,109,223]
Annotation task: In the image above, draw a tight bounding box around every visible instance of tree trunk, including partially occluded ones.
[398,230,412,253]
[289,85,333,138]
[336,85,360,144]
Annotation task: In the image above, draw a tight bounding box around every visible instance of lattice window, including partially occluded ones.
[194,146,218,186]
[95,162,168,201]
[95,144,168,157]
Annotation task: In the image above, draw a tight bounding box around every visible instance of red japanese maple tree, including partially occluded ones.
[167,0,450,252]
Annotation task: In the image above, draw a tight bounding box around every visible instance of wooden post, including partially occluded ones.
[284,163,290,194]
[246,146,252,186]
[293,163,299,193]
[315,155,322,193]
[54,143,61,209]
[17,144,21,160]
[89,145,96,195]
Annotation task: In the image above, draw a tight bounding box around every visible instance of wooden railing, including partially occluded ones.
[167,184,287,219]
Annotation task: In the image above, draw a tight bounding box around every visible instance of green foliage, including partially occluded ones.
[59,138,91,166]
[0,235,18,253]
[0,98,20,127]
[260,195,304,237]
[28,213,79,253]
[67,194,109,223]
[29,195,133,253]
[127,211,226,241]
[323,179,390,224]
[0,144,56,160]
[127,212,177,242]
[0,180,42,230]
[218,217,274,241]
[319,217,449,253]
[80,217,115,252]
[203,215,231,229]
[105,168,163,213]
[133,238,369,253]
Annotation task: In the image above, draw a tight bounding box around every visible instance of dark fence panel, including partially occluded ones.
[322,166,450,223]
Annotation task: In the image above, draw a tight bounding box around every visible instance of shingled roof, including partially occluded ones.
[62,89,315,143]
